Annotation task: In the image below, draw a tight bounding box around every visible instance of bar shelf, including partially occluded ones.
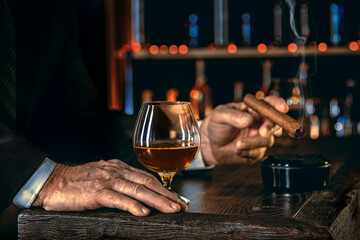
[130,46,360,60]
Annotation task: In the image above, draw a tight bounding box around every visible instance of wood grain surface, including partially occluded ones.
[18,137,360,239]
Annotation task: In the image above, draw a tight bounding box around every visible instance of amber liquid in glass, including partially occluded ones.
[133,140,199,173]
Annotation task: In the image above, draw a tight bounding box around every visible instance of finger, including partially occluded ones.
[97,159,187,211]
[274,126,283,137]
[89,159,186,211]
[211,105,254,129]
[259,119,276,137]
[263,96,289,113]
[110,178,184,213]
[225,102,248,111]
[118,168,188,211]
[237,147,267,164]
[95,189,150,216]
[236,135,273,151]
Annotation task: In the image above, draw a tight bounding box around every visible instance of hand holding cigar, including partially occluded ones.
[243,93,305,138]
[198,96,290,165]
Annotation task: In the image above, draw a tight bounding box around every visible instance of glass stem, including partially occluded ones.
[158,173,175,190]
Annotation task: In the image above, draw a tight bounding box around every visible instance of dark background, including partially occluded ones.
[74,0,360,119]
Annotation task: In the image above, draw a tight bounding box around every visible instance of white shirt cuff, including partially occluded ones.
[13,157,57,208]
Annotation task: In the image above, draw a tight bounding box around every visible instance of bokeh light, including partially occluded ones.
[318,42,327,52]
[227,44,237,53]
[131,42,141,52]
[288,43,298,53]
[348,42,359,51]
[179,45,189,54]
[159,45,168,54]
[149,45,159,54]
[169,45,178,54]
[257,43,267,53]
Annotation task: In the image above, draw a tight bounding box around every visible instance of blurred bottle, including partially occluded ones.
[310,114,320,139]
[334,79,356,137]
[330,0,345,46]
[273,0,283,46]
[320,101,331,137]
[141,89,154,103]
[166,88,179,102]
[299,62,309,96]
[189,13,199,47]
[242,13,252,46]
[233,81,244,102]
[190,59,213,120]
[214,0,229,47]
[329,98,341,136]
[343,79,356,136]
[300,0,310,40]
[256,60,273,100]
[308,98,321,139]
[269,78,281,97]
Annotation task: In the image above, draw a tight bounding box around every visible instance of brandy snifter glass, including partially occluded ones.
[133,101,200,204]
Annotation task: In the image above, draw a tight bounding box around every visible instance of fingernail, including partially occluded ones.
[170,202,180,210]
[141,207,150,215]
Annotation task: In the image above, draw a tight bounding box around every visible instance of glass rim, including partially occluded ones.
[141,101,191,106]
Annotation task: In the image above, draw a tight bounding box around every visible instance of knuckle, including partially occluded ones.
[99,169,112,180]
[143,175,157,186]
[92,179,106,190]
[132,183,145,194]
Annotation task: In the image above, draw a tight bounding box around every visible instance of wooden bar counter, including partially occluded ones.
[18,137,360,239]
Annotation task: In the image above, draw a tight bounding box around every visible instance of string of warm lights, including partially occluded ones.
[125,41,360,55]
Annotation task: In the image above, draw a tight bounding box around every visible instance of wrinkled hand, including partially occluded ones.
[200,96,288,165]
[33,159,187,216]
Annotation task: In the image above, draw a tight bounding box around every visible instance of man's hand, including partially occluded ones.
[33,159,187,216]
[200,96,288,165]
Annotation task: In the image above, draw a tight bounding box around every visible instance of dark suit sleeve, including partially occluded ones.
[0,123,46,210]
[32,0,138,166]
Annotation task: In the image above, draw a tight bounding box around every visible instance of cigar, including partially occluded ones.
[243,94,305,138]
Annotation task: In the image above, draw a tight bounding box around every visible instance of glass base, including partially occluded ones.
[158,172,190,205]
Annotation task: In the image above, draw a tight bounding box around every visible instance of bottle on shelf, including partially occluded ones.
[334,79,356,137]
[310,114,320,139]
[190,59,213,120]
[320,102,331,137]
[268,78,281,97]
[189,13,199,48]
[299,62,309,94]
[330,0,345,46]
[130,0,145,45]
[214,0,229,47]
[228,0,260,47]
[329,98,341,136]
[242,13,252,46]
[256,60,273,100]
[141,89,154,104]
[273,0,283,46]
[233,81,244,102]
[300,0,310,40]
[307,98,321,139]
[343,79,356,136]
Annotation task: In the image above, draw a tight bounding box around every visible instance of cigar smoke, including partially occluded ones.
[285,0,306,44]
[285,0,317,127]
